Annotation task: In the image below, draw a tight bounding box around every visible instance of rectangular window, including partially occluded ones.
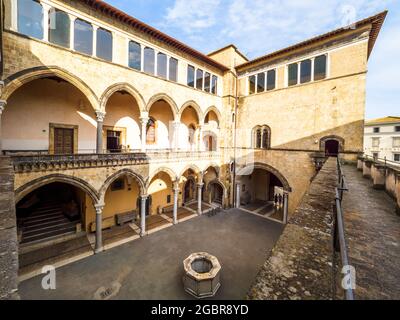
[169,58,178,82]
[204,72,211,92]
[18,0,43,39]
[393,137,400,148]
[257,73,265,93]
[167,195,171,204]
[373,153,379,159]
[288,63,298,86]
[314,55,327,80]
[157,53,167,79]
[143,47,155,75]
[196,69,204,90]
[211,76,218,94]
[373,127,380,133]
[49,9,70,48]
[187,65,195,87]
[74,19,93,55]
[96,28,113,61]
[128,41,141,71]
[394,154,400,162]
[300,59,312,83]
[249,75,256,95]
[372,138,380,148]
[267,69,276,91]
[395,126,400,132]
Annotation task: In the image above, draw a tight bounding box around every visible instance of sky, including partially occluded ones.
[107,0,399,120]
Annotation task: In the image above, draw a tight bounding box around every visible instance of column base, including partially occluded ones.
[94,247,104,254]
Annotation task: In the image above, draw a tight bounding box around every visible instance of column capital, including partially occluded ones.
[140,194,149,200]
[0,100,6,114]
[140,111,149,119]
[197,182,204,188]
[95,111,106,122]
[94,203,104,213]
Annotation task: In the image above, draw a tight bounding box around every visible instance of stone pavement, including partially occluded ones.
[342,164,400,300]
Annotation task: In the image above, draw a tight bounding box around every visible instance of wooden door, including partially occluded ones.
[54,128,74,154]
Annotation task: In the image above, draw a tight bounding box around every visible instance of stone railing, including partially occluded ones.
[357,154,400,214]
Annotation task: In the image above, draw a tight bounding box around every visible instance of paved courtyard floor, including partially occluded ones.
[18,209,284,300]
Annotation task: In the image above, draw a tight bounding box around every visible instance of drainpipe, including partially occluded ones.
[232,60,239,208]
[0,0,4,79]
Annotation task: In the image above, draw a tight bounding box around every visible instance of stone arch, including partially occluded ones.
[2,66,99,111]
[100,169,146,200]
[237,162,291,192]
[179,101,203,124]
[206,178,228,198]
[203,163,220,177]
[146,93,179,120]
[146,167,178,189]
[203,106,221,124]
[178,164,202,179]
[15,174,100,204]
[99,82,146,112]
[319,135,345,152]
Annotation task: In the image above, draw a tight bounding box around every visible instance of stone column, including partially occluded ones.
[198,124,204,151]
[172,120,180,151]
[140,195,148,236]
[0,100,6,154]
[283,192,289,224]
[140,113,149,153]
[197,182,204,215]
[92,25,99,57]
[173,182,179,225]
[357,158,363,171]
[235,183,241,208]
[94,204,104,253]
[96,111,106,154]
[372,164,386,190]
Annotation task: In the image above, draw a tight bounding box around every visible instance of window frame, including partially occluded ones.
[48,8,71,48]
[157,52,168,79]
[74,18,93,56]
[143,47,155,75]
[17,0,44,40]
[169,57,178,82]
[128,40,141,71]
[187,65,195,88]
[96,27,113,62]
[196,69,204,90]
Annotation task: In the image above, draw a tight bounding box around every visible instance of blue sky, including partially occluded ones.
[107,0,399,120]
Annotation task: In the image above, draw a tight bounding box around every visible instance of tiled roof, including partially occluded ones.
[365,116,400,125]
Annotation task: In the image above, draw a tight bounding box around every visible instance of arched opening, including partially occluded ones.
[2,76,96,155]
[209,182,223,206]
[202,166,219,203]
[325,140,339,157]
[180,105,200,150]
[203,132,217,151]
[147,99,176,149]
[204,109,220,128]
[103,90,141,153]
[238,167,287,222]
[180,170,197,205]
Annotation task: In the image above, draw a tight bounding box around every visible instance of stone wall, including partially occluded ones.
[0,156,19,299]
[247,158,338,300]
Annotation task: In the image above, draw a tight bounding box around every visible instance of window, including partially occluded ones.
[187,65,195,87]
[97,28,113,61]
[128,41,141,71]
[314,55,327,80]
[257,73,265,93]
[49,9,70,48]
[204,72,211,92]
[256,129,262,148]
[18,0,43,39]
[211,76,218,95]
[253,126,271,149]
[288,63,298,86]
[373,153,379,159]
[249,75,256,95]
[267,69,276,91]
[143,47,155,74]
[395,126,400,132]
[169,58,178,82]
[196,69,203,90]
[157,53,167,79]
[373,127,380,133]
[300,59,312,83]
[372,138,380,148]
[262,129,269,149]
[167,195,171,204]
[146,118,156,144]
[74,19,93,55]
[394,154,400,162]
[393,137,400,148]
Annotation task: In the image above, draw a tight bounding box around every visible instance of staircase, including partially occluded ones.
[20,200,78,244]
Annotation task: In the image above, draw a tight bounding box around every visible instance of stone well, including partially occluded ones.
[183,252,221,299]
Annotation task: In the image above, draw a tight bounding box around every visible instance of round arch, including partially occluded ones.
[146,167,178,189]
[100,169,146,200]
[179,101,203,124]
[2,66,99,111]
[237,162,291,192]
[15,174,100,205]
[146,93,179,120]
[203,106,221,125]
[319,135,345,152]
[99,83,146,112]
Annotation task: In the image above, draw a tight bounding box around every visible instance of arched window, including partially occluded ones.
[49,9,70,48]
[74,19,93,55]
[128,41,141,70]
[256,129,262,148]
[97,28,113,61]
[144,47,155,75]
[146,118,156,144]
[18,0,43,39]
[253,125,271,149]
[262,128,269,149]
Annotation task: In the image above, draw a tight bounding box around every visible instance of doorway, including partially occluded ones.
[54,128,74,154]
[325,140,339,157]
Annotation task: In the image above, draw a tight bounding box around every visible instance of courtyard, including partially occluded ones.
[18,209,284,300]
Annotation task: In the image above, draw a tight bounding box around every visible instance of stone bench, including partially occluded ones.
[116,211,137,226]
[90,216,115,232]
[162,205,174,213]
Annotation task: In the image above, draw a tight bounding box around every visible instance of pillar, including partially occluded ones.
[173,182,179,224]
[11,0,18,32]
[0,100,6,153]
[172,120,180,151]
[362,160,372,179]
[94,204,104,253]
[96,111,106,154]
[92,25,99,57]
[69,15,77,50]
[357,158,363,171]
[283,192,289,224]
[372,164,386,190]
[140,113,149,153]
[197,182,204,215]
[235,183,241,208]
[140,195,148,236]
[198,124,204,151]
[42,3,52,42]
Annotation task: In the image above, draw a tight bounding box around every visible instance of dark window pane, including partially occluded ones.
[300,59,312,83]
[314,55,327,81]
[288,63,298,86]
[262,129,269,149]
[211,76,218,94]
[395,126,400,132]
[256,129,262,148]
[128,41,141,70]
[249,75,256,94]
[143,47,155,74]
[204,72,211,92]
[169,58,178,82]
[97,28,112,61]
[257,73,265,92]
[373,127,380,133]
[49,9,70,48]
[196,69,203,90]
[157,53,167,78]
[267,69,276,91]
[74,19,92,55]
[18,0,43,39]
[187,65,195,87]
